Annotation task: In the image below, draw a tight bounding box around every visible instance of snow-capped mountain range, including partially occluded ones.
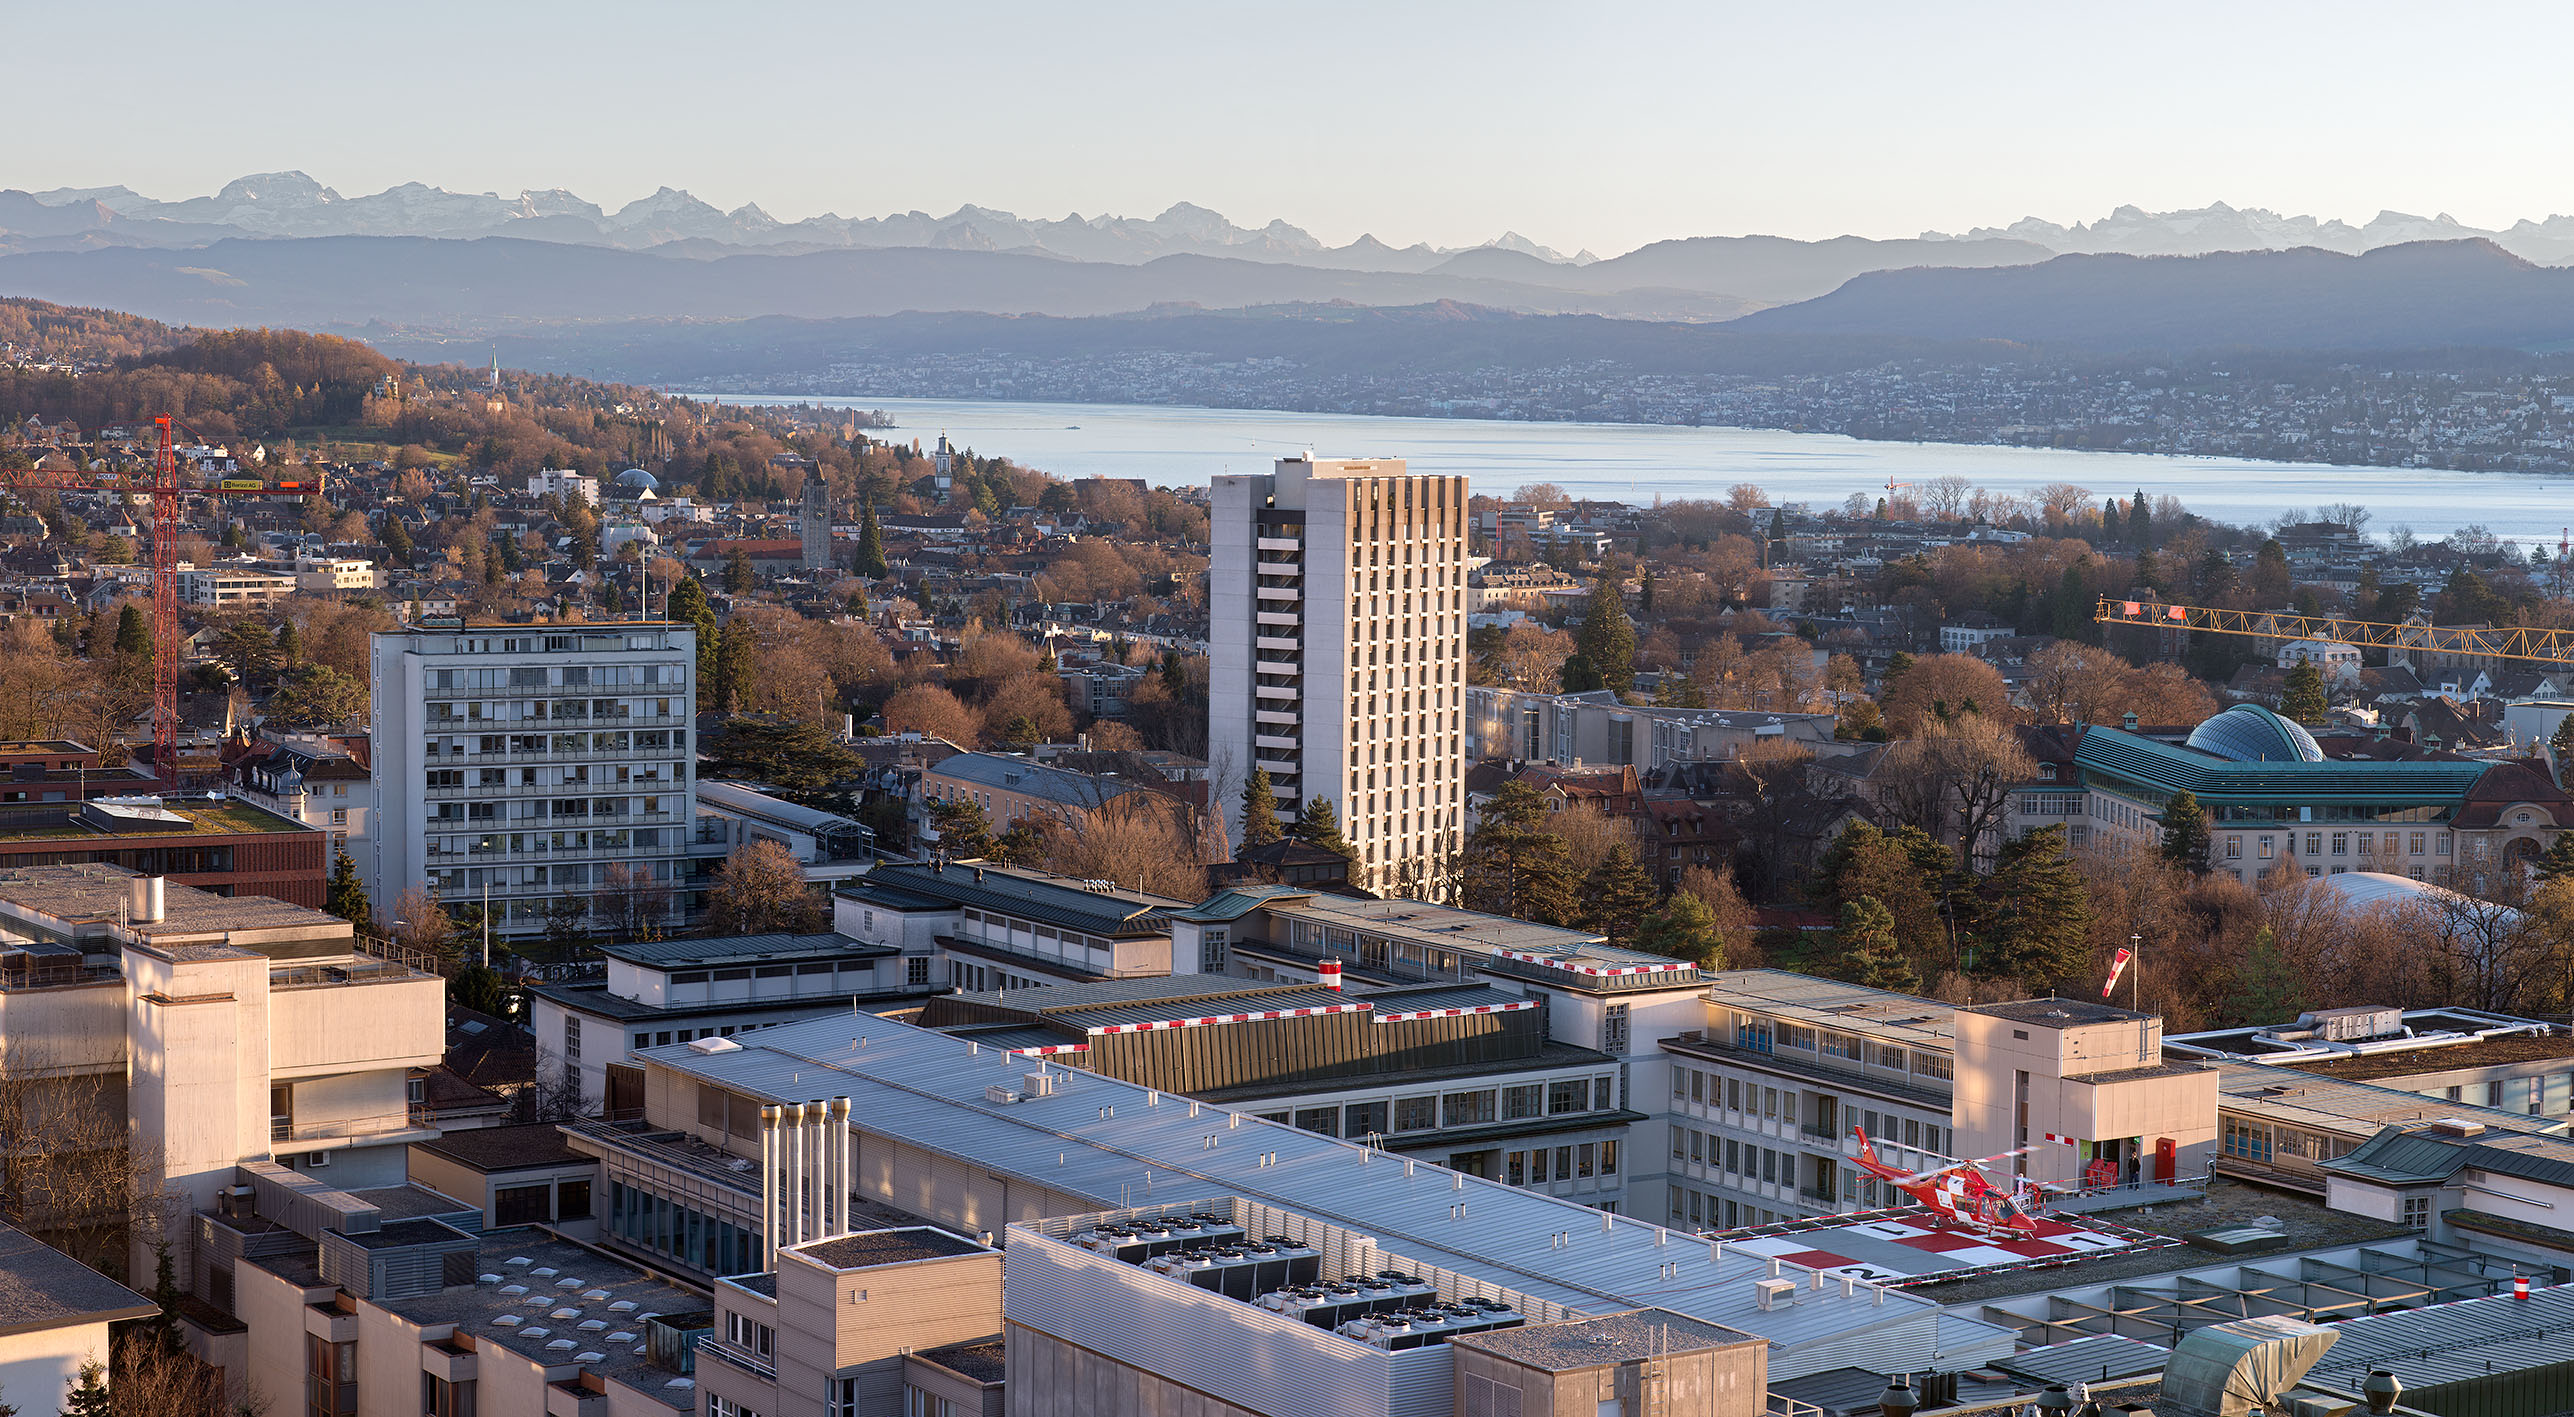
[1923,201,2574,266]
[8,171,1600,268]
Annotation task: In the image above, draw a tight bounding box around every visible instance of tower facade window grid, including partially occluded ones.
[1210,457,1468,889]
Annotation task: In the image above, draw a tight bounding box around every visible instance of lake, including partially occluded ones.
[707,394,2574,546]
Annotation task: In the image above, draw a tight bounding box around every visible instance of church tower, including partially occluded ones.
[800,470,830,570]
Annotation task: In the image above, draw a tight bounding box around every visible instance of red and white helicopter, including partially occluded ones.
[1851,1126,2051,1237]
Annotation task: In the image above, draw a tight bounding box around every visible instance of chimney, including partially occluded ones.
[1317,959,1342,991]
[132,875,165,925]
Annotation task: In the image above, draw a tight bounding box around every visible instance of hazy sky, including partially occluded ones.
[20,1,2574,256]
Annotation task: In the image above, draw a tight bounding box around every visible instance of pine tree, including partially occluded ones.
[1580,845,1657,946]
[666,576,721,681]
[275,618,302,665]
[713,622,756,714]
[1456,781,1577,925]
[1558,653,1605,694]
[143,1239,183,1356]
[1291,795,1356,861]
[855,501,889,577]
[2159,789,2211,871]
[1840,894,1920,994]
[1633,891,1721,968]
[383,514,414,566]
[2129,488,2152,547]
[325,849,370,928]
[2534,830,2574,883]
[724,548,754,595]
[2222,926,2306,1026]
[1574,576,1637,692]
[926,798,997,859]
[1973,826,2093,985]
[2281,660,2328,722]
[1238,767,1282,849]
[59,1360,109,1417]
[1638,573,1655,614]
[113,604,149,658]
[2552,716,2574,785]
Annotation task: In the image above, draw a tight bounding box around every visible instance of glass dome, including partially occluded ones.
[613,467,661,490]
[2183,703,2323,763]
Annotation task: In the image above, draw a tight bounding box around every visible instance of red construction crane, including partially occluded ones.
[2,416,326,785]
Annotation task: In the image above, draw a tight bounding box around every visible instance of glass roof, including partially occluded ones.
[2183,704,2324,763]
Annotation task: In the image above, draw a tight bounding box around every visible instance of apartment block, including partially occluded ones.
[696,1229,1002,1417]
[368,622,700,939]
[1210,456,1469,887]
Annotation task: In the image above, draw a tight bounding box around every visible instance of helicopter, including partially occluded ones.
[1850,1126,2049,1237]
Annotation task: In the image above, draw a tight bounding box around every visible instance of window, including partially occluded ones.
[1875,1043,1905,1069]
[2400,1194,2431,1230]
[724,1310,776,1360]
[1913,1052,1953,1081]
[907,957,931,988]
[1600,1139,1619,1176]
[494,1184,551,1227]
[1548,1080,1589,1115]
[1199,926,1228,975]
[1443,1090,1496,1127]
[1503,1084,1542,1120]
[1344,1101,1388,1137]
[1595,1077,1613,1111]
[423,1372,474,1417]
[307,1335,356,1417]
[2331,832,2348,856]
[2225,837,2241,859]
[1294,1107,1340,1137]
[2259,836,2275,859]
[1394,1096,1438,1131]
[562,1018,582,1065]
[1601,1003,1630,1054]
[1576,1143,1597,1179]
[556,1179,592,1221]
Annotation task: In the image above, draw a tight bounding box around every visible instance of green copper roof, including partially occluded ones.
[2077,727,2488,800]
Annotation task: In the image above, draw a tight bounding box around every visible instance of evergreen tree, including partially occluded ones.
[2534,829,2574,883]
[1812,821,1952,965]
[142,1238,184,1356]
[1237,767,1282,849]
[1972,826,2093,985]
[1573,576,1637,692]
[2159,789,2211,871]
[1633,891,1721,968]
[1839,895,1920,994]
[2222,926,2306,1026]
[383,515,414,566]
[1638,573,1655,614]
[994,822,1047,868]
[2281,660,2329,722]
[1000,715,1040,752]
[1580,845,1657,946]
[2552,715,2574,785]
[2100,500,2123,543]
[1290,795,1356,861]
[324,849,370,928]
[451,962,511,1017]
[2252,539,2292,601]
[2051,563,2093,642]
[724,548,755,595]
[666,575,721,681]
[1557,653,1605,694]
[2129,488,2152,547]
[1161,650,1188,696]
[275,617,302,665]
[855,501,889,577]
[712,622,756,713]
[59,1360,109,1417]
[1456,781,1578,926]
[926,798,997,859]
[113,603,149,658]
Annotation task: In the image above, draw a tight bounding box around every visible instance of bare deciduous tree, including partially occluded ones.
[706,840,824,935]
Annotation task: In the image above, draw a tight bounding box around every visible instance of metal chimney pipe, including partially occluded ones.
[831,1097,852,1238]
[788,1102,808,1247]
[759,1105,781,1269]
[807,1100,828,1241]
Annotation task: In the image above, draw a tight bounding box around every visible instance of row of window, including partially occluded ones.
[425,730,685,758]
[427,663,680,689]
[1672,1185,1793,1232]
[1720,1025,1952,1082]
[1504,1140,1618,1186]
[1268,1077,1614,1139]
[607,1179,758,1276]
[2225,830,2454,860]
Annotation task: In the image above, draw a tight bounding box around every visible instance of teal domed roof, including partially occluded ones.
[2183,703,2324,763]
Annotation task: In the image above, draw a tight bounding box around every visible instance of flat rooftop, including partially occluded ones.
[0,1223,156,1331]
[0,863,344,941]
[0,796,305,842]
[1702,970,1959,1049]
[1966,998,2153,1029]
[597,932,895,970]
[1450,1308,1763,1370]
[791,1228,990,1271]
[2214,1060,2565,1137]
[412,1123,587,1174]
[2281,1032,2574,1081]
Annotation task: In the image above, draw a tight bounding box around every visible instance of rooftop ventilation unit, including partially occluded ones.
[1754,1277,1799,1311]
[1144,1239,1322,1299]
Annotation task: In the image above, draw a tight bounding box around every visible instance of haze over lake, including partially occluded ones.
[718,395,2574,547]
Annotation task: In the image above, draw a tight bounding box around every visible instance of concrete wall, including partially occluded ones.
[1451,1343,1767,1417]
[269,975,449,1078]
[1954,1009,2214,1188]
[1007,1320,1262,1417]
[0,1321,114,1417]
[775,1243,1001,1416]
[125,948,267,1230]
[906,1353,1004,1417]
[229,1252,334,1417]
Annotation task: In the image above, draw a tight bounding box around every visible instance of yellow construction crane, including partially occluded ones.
[2094,597,2574,667]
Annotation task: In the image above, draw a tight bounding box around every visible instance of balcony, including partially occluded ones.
[1255,636,1302,652]
[699,1339,777,1380]
[1255,710,1299,726]
[270,1112,422,1144]
[1256,611,1300,627]
[1256,658,1301,676]
[1257,585,1301,602]
[1257,537,1301,553]
[1256,560,1302,577]
[1255,735,1299,751]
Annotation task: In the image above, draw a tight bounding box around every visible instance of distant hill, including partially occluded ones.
[0,294,188,362]
[0,236,1763,332]
[1729,239,2574,353]
[1431,233,2056,304]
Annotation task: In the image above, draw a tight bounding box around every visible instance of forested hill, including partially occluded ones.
[0,295,188,363]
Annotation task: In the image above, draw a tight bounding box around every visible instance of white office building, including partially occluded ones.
[1210,456,1469,887]
[368,622,699,940]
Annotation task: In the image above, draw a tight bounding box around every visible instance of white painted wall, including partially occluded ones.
[0,1322,113,1417]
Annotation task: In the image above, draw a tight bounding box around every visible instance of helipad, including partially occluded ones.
[1715,1207,2175,1287]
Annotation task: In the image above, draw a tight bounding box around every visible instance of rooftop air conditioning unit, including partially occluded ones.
[984,1084,1022,1105]
[1754,1277,1797,1311]
[1024,1072,1058,1097]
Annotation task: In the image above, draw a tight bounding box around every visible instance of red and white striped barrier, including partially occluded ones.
[1006,1043,1090,1056]
[1494,948,1695,977]
[2042,1133,2080,1146]
[1089,1001,1372,1036]
[1371,999,1539,1023]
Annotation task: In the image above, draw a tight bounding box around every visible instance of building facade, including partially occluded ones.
[368,622,701,939]
[1210,456,1470,887]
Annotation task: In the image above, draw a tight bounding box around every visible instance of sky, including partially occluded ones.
[18,0,2574,257]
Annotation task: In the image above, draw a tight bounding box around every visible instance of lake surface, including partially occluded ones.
[711,394,2574,545]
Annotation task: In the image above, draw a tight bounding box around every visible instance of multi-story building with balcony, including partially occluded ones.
[1209,456,1470,887]
[368,622,703,939]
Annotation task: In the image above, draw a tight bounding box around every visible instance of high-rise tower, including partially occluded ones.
[1209,456,1469,889]
[800,470,830,570]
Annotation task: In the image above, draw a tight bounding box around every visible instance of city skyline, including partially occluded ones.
[19,1,2574,256]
